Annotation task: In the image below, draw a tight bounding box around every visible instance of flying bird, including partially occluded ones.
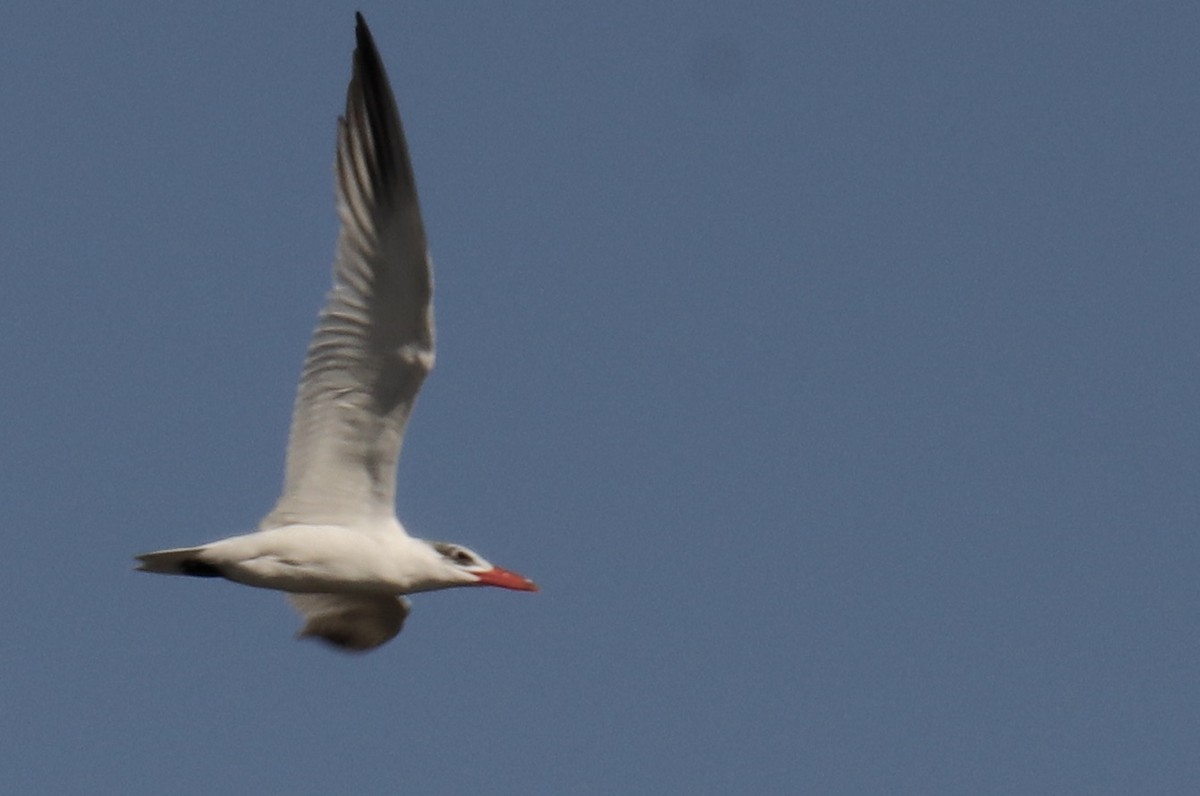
[136,14,537,652]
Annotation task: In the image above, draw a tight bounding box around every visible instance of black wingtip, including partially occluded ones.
[355,12,373,49]
[351,13,387,92]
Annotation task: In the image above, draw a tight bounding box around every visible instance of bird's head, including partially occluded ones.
[429,541,538,592]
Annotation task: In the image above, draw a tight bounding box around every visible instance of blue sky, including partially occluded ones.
[3,2,1198,793]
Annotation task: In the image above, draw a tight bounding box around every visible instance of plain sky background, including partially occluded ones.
[2,2,1198,793]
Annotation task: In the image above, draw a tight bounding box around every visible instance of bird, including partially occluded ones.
[135,13,537,652]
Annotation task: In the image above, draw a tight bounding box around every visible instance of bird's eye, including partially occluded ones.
[453,551,473,565]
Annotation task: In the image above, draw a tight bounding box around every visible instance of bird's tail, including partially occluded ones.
[135,546,223,578]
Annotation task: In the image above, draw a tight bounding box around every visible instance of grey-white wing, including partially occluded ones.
[289,593,411,652]
[264,15,434,529]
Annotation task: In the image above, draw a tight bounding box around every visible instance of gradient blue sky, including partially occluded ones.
[3,2,1198,793]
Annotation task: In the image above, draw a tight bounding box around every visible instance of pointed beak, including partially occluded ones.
[472,566,538,592]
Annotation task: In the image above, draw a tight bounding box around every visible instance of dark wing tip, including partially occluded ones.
[342,10,420,211]
[350,12,389,112]
[354,12,382,73]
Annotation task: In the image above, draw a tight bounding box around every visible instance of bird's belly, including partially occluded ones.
[204,526,404,594]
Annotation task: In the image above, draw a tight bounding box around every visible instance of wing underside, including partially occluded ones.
[289,592,412,651]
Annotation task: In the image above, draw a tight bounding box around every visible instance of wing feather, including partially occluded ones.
[263,15,433,529]
[289,593,411,652]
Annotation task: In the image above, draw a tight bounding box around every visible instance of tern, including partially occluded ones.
[136,14,537,652]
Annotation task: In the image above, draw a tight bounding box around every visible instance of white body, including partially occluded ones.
[193,524,476,595]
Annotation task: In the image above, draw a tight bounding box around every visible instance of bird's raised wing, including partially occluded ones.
[289,593,412,651]
[263,15,434,529]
